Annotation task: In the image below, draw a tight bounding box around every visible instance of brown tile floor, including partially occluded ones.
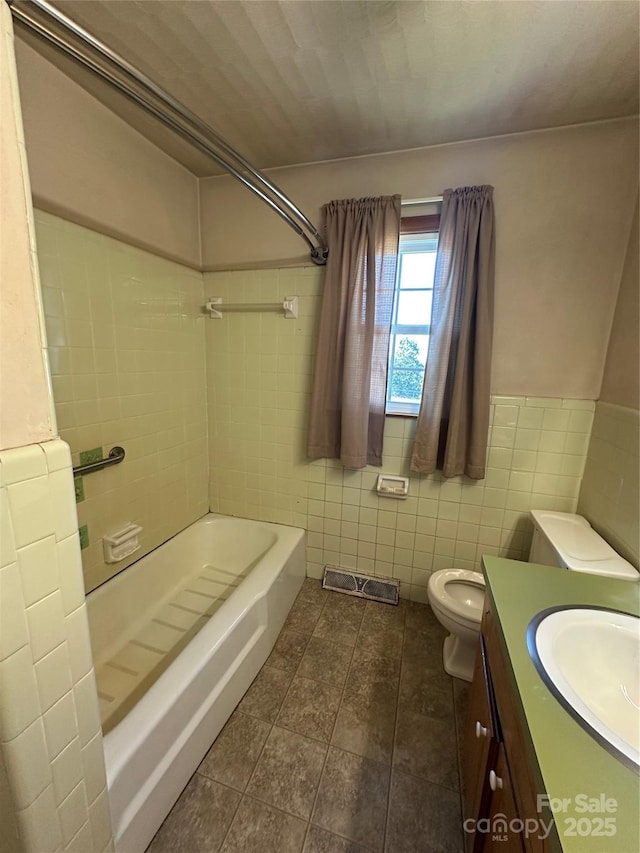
[147,579,471,853]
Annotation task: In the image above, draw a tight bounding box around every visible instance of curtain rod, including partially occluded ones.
[7,0,329,266]
[402,196,444,206]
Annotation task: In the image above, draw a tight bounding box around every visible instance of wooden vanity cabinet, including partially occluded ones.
[463,636,498,852]
[463,604,552,853]
[481,744,525,853]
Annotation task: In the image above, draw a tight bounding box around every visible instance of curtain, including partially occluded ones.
[410,185,495,479]
[307,195,401,469]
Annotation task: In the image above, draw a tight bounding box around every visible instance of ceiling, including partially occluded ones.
[19,0,640,177]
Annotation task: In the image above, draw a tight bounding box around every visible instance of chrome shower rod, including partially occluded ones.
[7,0,329,265]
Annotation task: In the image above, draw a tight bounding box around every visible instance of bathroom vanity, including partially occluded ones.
[462,558,639,853]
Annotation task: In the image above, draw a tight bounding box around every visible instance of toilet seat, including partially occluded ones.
[428,568,485,624]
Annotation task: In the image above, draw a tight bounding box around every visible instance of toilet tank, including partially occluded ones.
[529,510,639,582]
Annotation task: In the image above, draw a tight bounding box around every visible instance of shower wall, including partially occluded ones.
[204,267,595,601]
[35,211,209,593]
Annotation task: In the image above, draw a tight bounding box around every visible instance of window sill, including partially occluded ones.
[385,410,418,419]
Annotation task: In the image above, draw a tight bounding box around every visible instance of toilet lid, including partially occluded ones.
[429,569,485,623]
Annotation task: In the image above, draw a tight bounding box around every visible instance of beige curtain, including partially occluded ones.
[410,186,495,479]
[307,195,401,468]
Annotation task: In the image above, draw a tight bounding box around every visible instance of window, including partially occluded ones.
[386,216,439,415]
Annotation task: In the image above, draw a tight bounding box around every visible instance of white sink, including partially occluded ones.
[528,607,640,769]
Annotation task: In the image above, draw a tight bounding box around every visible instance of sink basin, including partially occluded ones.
[528,607,640,769]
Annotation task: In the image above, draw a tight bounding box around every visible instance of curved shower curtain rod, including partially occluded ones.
[7,0,329,265]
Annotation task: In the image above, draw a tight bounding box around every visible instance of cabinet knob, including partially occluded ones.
[489,770,503,791]
[475,720,488,738]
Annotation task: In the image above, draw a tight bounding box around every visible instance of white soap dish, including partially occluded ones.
[103,523,142,563]
[376,474,409,499]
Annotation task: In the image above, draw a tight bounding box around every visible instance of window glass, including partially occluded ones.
[399,251,437,288]
[396,290,432,325]
[386,231,438,415]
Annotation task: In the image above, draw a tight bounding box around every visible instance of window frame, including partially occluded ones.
[386,214,440,417]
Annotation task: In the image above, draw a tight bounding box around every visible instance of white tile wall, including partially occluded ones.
[205,266,596,602]
[0,440,112,852]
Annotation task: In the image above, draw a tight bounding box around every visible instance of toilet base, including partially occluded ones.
[442,632,478,682]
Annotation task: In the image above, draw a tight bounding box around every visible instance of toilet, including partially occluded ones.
[427,568,486,681]
[427,510,638,682]
[528,510,638,581]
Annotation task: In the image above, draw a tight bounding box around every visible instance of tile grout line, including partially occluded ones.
[226,585,338,850]
[158,586,460,853]
[452,682,469,850]
[233,598,384,849]
[388,762,465,797]
[200,774,249,843]
[204,721,267,852]
[209,588,324,852]
[301,588,364,851]
[382,602,408,853]
[214,666,291,849]
[392,609,467,851]
[304,593,407,852]
[218,597,317,848]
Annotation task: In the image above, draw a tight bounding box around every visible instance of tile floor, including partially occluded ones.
[147,579,471,853]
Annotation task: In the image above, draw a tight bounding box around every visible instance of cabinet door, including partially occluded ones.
[483,610,552,853]
[463,637,498,853]
[480,744,525,852]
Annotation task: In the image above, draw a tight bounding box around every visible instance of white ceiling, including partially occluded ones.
[27,1,640,176]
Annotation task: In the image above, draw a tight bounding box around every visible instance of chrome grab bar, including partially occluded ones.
[8,0,328,266]
[73,446,125,477]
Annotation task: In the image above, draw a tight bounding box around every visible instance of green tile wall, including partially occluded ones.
[36,211,209,592]
[578,402,639,567]
[79,447,103,465]
[36,221,602,603]
[205,266,595,602]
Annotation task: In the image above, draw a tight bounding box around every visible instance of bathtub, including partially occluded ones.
[86,513,305,852]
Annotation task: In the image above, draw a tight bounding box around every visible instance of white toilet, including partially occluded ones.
[428,568,486,680]
[427,510,638,682]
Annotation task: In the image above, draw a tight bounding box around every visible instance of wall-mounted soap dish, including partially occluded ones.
[376,474,409,499]
[103,523,142,563]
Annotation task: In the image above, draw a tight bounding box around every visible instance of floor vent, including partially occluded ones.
[322,566,399,605]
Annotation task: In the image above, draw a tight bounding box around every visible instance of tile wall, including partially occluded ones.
[578,401,639,567]
[205,267,319,528]
[205,267,595,601]
[0,440,112,852]
[35,211,209,592]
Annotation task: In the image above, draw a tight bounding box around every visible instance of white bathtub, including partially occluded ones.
[86,513,305,852]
